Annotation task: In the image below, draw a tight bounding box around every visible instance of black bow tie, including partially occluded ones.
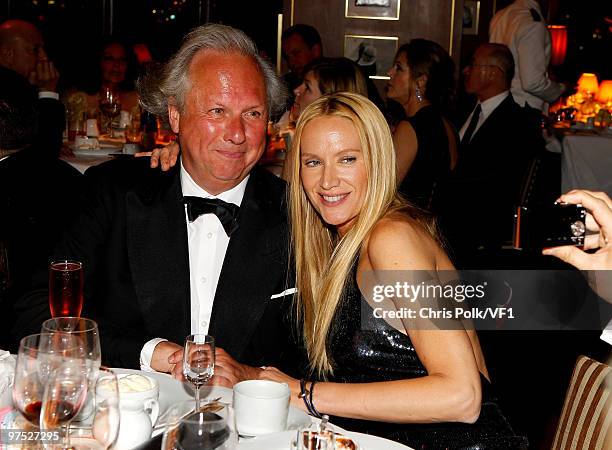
[183,196,240,236]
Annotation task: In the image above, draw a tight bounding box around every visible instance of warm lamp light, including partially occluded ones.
[548,25,567,65]
[597,80,612,104]
[577,73,599,95]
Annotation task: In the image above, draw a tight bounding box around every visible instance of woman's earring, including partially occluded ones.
[415,87,423,103]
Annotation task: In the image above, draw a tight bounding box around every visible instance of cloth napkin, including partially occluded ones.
[0,350,16,408]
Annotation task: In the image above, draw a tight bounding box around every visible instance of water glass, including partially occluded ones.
[162,400,237,450]
[48,260,84,318]
[183,334,215,410]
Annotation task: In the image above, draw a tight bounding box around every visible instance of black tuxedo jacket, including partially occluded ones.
[1,146,83,351]
[435,94,543,256]
[14,159,300,371]
[0,66,65,157]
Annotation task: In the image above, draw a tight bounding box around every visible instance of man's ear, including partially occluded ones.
[312,43,322,59]
[168,101,180,134]
[0,46,14,67]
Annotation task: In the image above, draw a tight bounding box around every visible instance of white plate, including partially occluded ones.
[237,430,413,450]
[111,369,311,432]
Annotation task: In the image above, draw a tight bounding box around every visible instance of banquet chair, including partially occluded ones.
[551,355,611,449]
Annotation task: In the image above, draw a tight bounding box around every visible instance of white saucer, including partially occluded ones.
[237,430,414,450]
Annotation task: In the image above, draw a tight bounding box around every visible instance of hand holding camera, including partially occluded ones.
[542,190,612,270]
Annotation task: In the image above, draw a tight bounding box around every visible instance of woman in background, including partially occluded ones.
[64,40,139,131]
[386,39,458,210]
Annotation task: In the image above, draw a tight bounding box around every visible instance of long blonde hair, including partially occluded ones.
[286,92,403,377]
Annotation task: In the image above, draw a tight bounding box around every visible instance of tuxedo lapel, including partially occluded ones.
[126,167,191,344]
[209,169,288,360]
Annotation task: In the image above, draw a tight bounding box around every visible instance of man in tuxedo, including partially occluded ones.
[436,43,543,265]
[0,20,64,156]
[14,24,299,385]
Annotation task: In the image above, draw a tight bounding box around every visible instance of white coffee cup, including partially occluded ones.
[233,380,290,436]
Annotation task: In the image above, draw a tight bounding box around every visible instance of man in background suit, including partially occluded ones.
[0,20,64,157]
[14,24,300,385]
[436,43,543,265]
[0,63,82,352]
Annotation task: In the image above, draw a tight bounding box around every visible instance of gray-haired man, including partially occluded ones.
[14,24,299,385]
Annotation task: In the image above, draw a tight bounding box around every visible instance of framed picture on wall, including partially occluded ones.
[463,0,481,35]
[345,0,401,20]
[344,35,399,80]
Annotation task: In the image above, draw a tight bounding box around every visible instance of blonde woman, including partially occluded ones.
[260,92,524,448]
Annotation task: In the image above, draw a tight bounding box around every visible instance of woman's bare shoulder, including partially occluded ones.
[367,214,439,270]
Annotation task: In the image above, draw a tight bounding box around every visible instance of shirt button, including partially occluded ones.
[200,276,207,283]
[201,320,208,329]
[207,232,213,239]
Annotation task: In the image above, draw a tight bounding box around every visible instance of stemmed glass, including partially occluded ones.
[91,367,120,449]
[40,360,89,449]
[99,87,121,137]
[13,333,86,427]
[41,318,102,423]
[162,400,237,450]
[183,334,215,411]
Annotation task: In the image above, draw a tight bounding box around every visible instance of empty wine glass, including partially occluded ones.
[99,87,121,137]
[13,333,86,427]
[162,400,237,450]
[91,367,120,450]
[40,360,89,450]
[42,318,102,423]
[183,334,215,411]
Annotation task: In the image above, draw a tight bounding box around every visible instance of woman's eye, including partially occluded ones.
[210,108,224,115]
[304,159,320,167]
[341,156,357,164]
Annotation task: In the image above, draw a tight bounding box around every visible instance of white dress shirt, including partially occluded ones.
[459,91,509,142]
[140,161,249,371]
[489,0,564,112]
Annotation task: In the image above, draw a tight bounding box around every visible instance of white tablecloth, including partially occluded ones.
[62,154,113,174]
[560,134,612,197]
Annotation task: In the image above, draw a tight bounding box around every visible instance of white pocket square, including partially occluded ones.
[270,287,297,299]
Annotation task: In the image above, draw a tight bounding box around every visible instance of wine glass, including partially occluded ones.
[91,367,120,450]
[162,400,237,450]
[13,333,85,427]
[40,360,89,449]
[183,334,215,411]
[42,318,102,422]
[99,87,121,137]
[48,260,84,318]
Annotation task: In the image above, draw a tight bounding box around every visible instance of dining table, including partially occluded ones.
[0,363,414,450]
[548,126,612,197]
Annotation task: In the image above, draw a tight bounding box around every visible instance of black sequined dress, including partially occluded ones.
[323,263,528,449]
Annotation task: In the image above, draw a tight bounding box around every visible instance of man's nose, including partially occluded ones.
[224,115,246,145]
